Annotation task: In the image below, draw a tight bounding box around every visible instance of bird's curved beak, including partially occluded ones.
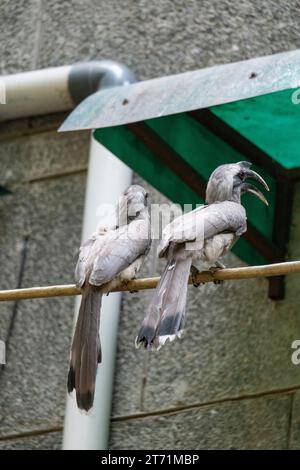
[245,169,269,192]
[242,182,269,206]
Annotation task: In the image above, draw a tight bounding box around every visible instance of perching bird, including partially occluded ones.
[136,161,269,349]
[68,185,151,411]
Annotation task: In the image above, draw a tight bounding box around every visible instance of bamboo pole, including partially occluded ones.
[0,260,300,303]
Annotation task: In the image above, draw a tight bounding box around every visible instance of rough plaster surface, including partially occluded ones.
[2,1,300,78]
[0,431,62,450]
[0,132,88,440]
[1,0,300,450]
[0,175,86,437]
[109,394,291,450]
[0,131,89,187]
[289,391,300,450]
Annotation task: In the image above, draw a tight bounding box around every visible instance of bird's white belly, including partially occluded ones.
[105,255,145,291]
[192,233,235,268]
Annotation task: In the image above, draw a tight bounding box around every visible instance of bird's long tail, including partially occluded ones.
[67,284,102,411]
[136,256,193,349]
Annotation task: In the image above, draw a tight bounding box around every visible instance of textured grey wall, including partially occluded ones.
[1,0,300,450]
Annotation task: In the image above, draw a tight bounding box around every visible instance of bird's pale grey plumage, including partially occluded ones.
[158,201,247,259]
[136,161,269,349]
[69,184,151,411]
[75,221,150,287]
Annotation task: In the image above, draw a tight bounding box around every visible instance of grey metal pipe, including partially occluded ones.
[68,60,136,104]
[0,61,136,122]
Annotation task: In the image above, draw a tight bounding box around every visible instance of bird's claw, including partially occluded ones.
[190,265,202,288]
[209,264,225,284]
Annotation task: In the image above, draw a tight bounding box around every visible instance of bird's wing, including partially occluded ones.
[158,205,206,256]
[89,219,150,286]
[75,213,129,287]
[74,235,98,287]
[158,201,246,257]
[202,201,247,240]
[74,220,118,287]
[161,205,206,241]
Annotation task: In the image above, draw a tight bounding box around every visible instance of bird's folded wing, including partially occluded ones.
[159,201,246,257]
[203,201,247,238]
[160,205,205,243]
[75,236,97,287]
[89,220,150,286]
[75,228,122,288]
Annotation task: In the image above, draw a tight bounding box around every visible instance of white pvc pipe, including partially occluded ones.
[1,63,134,449]
[63,135,132,450]
[0,66,74,121]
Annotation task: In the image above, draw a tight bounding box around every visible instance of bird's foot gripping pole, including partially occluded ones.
[209,262,225,284]
[190,265,202,288]
[119,278,138,294]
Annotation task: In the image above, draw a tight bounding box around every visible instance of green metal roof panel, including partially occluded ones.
[94,125,201,206]
[211,89,300,170]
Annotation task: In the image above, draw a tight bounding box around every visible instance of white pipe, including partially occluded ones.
[0,61,136,449]
[0,66,74,121]
[63,135,132,450]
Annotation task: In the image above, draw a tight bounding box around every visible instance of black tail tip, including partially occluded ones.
[135,326,156,349]
[68,367,95,412]
[76,390,95,412]
[67,366,75,393]
[135,336,152,349]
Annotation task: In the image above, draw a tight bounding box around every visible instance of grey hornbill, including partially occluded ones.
[68,185,151,411]
[136,161,269,349]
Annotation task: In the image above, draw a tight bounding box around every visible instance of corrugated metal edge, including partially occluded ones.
[59,49,300,132]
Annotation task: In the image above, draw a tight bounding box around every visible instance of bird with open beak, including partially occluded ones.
[136,161,269,349]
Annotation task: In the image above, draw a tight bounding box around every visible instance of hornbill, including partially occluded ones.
[68,185,151,411]
[136,161,269,349]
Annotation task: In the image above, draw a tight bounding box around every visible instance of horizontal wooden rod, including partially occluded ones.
[0,261,300,303]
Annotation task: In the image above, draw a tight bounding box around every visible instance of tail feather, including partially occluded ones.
[136,256,192,349]
[67,284,102,411]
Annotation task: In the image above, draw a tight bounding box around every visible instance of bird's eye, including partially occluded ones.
[145,192,148,199]
[238,171,245,180]
[128,211,140,221]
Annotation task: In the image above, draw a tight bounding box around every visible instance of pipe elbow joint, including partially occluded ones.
[69,60,137,105]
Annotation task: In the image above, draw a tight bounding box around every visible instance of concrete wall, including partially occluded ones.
[1,0,300,449]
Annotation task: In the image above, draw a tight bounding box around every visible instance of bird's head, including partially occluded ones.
[117,184,149,225]
[124,185,148,206]
[205,161,269,206]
